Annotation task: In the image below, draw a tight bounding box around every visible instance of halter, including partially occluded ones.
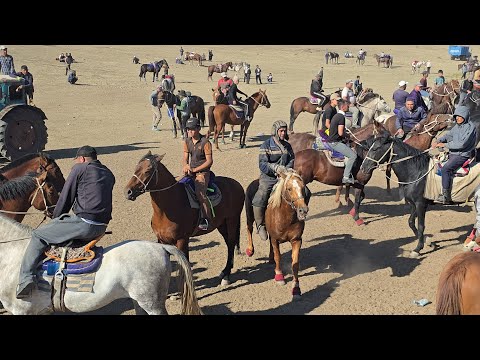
[132,158,183,193]
[431,82,459,99]
[249,91,268,107]
[281,173,305,210]
[415,114,453,137]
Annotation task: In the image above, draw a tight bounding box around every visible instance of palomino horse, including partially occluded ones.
[430,80,460,115]
[374,54,392,68]
[0,214,201,315]
[244,169,309,299]
[0,171,58,223]
[0,152,65,193]
[292,122,389,226]
[436,251,480,314]
[208,90,271,149]
[139,59,168,82]
[124,152,245,286]
[207,62,233,81]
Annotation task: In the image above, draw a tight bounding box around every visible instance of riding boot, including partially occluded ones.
[436,188,453,204]
[253,206,268,241]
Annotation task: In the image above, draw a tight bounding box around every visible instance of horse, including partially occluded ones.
[186,52,202,66]
[292,121,389,226]
[436,251,480,315]
[374,54,392,68]
[0,171,59,223]
[461,89,480,154]
[207,62,233,81]
[139,59,168,82]
[174,94,206,127]
[411,60,425,74]
[289,91,341,133]
[430,80,460,115]
[207,90,271,149]
[360,132,444,257]
[356,52,366,65]
[210,88,236,142]
[124,152,245,286]
[328,52,339,64]
[0,152,66,193]
[0,213,202,315]
[132,56,139,64]
[244,169,309,299]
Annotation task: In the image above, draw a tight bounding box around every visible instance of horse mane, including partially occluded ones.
[391,137,430,168]
[436,252,474,314]
[0,152,51,173]
[268,170,303,209]
[0,172,38,202]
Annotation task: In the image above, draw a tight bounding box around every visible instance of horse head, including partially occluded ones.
[250,89,271,109]
[360,133,394,174]
[30,171,59,217]
[268,169,308,220]
[125,152,165,201]
[410,114,454,137]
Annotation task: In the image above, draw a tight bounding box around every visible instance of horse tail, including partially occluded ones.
[207,105,215,138]
[139,65,144,79]
[163,244,203,315]
[289,99,296,130]
[436,254,467,315]
[199,103,206,125]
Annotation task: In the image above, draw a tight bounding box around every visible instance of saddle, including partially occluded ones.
[229,104,245,118]
[44,232,108,264]
[310,96,320,105]
[312,132,346,168]
[435,152,476,177]
[179,172,222,209]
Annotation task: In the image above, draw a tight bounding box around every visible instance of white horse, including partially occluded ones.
[0,214,202,315]
[411,60,426,74]
[355,91,392,128]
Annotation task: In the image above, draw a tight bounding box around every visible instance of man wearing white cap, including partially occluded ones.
[217,72,233,98]
[341,79,360,128]
[0,46,15,75]
[392,80,409,115]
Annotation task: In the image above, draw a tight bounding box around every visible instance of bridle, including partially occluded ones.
[281,173,305,210]
[249,91,268,108]
[132,157,182,193]
[414,114,453,137]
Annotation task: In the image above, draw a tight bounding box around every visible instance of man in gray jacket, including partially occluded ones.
[432,105,477,204]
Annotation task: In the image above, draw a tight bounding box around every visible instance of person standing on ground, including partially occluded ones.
[255,65,262,84]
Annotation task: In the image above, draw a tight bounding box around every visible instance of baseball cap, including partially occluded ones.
[75,145,97,158]
[398,80,408,87]
[414,82,423,87]
[330,93,341,101]
[221,72,228,78]
[346,79,354,84]
[185,117,200,129]
[0,46,6,50]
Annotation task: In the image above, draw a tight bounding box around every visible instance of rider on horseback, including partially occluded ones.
[310,74,327,111]
[228,75,250,120]
[252,120,295,241]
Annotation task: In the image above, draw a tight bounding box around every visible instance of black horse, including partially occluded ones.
[462,90,480,153]
[139,59,168,82]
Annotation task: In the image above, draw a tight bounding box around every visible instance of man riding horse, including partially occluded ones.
[310,74,327,112]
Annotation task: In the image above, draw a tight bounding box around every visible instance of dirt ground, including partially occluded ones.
[3,44,478,315]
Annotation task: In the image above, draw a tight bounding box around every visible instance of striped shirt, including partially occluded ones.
[0,55,15,75]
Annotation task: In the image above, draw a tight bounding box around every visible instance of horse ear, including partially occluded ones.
[156,154,165,162]
[146,150,152,157]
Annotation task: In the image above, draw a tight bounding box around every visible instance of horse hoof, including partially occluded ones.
[274,273,285,285]
[410,251,420,258]
[221,278,231,286]
[355,218,364,226]
[349,208,356,217]
[245,248,254,257]
[292,286,301,297]
[463,239,477,251]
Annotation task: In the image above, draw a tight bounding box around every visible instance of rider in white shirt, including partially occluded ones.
[341,80,360,128]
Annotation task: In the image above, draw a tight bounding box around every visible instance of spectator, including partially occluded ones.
[267,73,273,83]
[325,51,329,64]
[208,49,213,61]
[425,60,432,74]
[150,85,163,131]
[461,62,468,80]
[244,64,251,84]
[392,80,409,115]
[65,53,74,76]
[67,69,78,84]
[419,70,429,91]
[15,65,34,105]
[354,75,363,96]
[341,79,360,128]
[180,47,184,59]
[255,65,262,84]
[434,70,446,86]
[0,45,15,75]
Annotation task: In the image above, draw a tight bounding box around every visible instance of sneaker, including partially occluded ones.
[257,225,268,241]
[198,218,209,231]
[16,282,36,299]
[342,176,355,185]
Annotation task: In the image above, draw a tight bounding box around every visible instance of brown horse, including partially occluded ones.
[373,54,392,68]
[293,121,388,225]
[185,52,202,66]
[289,91,340,132]
[430,80,460,115]
[124,152,245,285]
[0,152,65,193]
[0,171,59,223]
[436,251,480,314]
[244,169,309,298]
[207,90,271,149]
[210,88,235,142]
[207,62,233,81]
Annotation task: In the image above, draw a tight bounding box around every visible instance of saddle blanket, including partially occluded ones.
[424,159,480,202]
[180,174,222,209]
[229,105,244,118]
[375,113,395,124]
[37,270,97,293]
[310,97,320,105]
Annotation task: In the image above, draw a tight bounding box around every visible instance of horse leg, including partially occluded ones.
[221,124,226,145]
[214,126,220,150]
[334,185,343,205]
[246,211,255,258]
[217,220,237,286]
[241,123,249,149]
[349,186,365,226]
[271,238,285,285]
[291,239,302,299]
[229,125,234,141]
[239,123,245,149]
[411,201,427,258]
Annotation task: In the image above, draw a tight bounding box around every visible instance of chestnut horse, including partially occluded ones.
[185,52,203,66]
[430,80,460,115]
[207,62,233,81]
[289,92,338,133]
[207,90,271,149]
[0,152,65,193]
[210,88,235,142]
[244,169,309,299]
[436,251,480,314]
[124,152,245,286]
[0,171,58,223]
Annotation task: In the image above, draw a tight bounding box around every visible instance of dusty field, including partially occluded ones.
[3,44,478,315]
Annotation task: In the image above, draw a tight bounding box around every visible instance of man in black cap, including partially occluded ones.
[183,117,213,231]
[16,145,116,299]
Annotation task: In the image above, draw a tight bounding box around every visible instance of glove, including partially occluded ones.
[275,165,287,175]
